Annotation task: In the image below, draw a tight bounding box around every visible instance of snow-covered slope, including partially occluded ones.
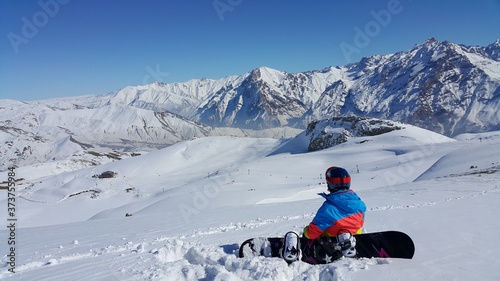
[1,126,499,280]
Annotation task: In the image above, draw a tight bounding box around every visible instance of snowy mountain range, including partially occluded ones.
[1,38,499,170]
[0,98,301,170]
[104,38,500,135]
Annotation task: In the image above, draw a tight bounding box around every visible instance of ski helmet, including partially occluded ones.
[325,166,351,191]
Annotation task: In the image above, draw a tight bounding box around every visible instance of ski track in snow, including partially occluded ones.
[368,185,500,211]
[2,238,386,281]
[0,210,389,280]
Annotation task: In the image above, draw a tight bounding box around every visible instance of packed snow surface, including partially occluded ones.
[0,127,499,280]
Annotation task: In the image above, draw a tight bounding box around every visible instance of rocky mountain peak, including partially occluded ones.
[306,116,404,151]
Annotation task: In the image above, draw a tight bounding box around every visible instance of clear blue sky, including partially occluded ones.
[1,0,499,101]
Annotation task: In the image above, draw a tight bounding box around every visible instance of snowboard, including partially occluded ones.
[239,231,414,264]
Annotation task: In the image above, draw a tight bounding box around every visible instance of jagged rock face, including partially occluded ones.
[196,67,316,129]
[306,116,404,151]
[307,39,500,137]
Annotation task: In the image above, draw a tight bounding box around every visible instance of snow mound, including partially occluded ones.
[151,240,381,281]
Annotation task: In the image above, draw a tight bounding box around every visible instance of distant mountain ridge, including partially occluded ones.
[103,38,500,135]
[0,98,300,170]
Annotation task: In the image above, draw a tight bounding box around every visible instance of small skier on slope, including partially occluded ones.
[282,166,367,262]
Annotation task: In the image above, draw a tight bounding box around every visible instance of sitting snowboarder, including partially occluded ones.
[282,166,367,263]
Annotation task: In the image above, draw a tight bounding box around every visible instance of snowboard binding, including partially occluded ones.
[335,231,357,258]
[281,231,301,263]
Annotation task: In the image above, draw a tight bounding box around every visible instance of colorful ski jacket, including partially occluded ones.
[304,190,366,239]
